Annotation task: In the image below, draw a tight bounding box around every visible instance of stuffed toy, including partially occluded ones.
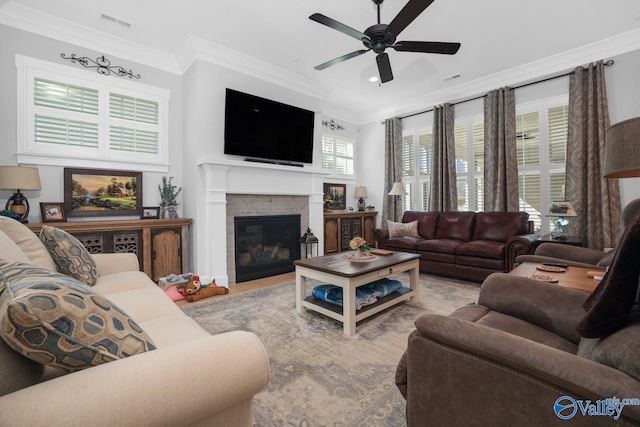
[179,275,229,302]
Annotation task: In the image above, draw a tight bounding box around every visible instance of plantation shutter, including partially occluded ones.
[321,136,334,170]
[473,122,484,211]
[548,105,568,200]
[335,138,353,174]
[109,93,159,154]
[33,78,99,147]
[418,133,432,210]
[516,111,541,219]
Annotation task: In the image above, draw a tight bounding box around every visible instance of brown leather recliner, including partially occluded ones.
[396,214,640,426]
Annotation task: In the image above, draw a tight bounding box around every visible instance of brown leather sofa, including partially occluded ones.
[374,211,538,282]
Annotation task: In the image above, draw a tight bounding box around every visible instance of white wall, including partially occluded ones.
[0,24,184,221]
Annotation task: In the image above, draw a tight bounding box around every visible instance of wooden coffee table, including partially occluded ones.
[509,262,604,293]
[294,252,420,336]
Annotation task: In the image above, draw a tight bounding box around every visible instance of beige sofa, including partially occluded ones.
[0,216,270,426]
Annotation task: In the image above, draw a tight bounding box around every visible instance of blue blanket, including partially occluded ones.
[311,278,403,310]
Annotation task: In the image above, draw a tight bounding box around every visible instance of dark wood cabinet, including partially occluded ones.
[323,211,377,254]
[28,218,191,281]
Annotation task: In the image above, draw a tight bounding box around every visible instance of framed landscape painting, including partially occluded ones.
[323,183,346,210]
[64,168,142,218]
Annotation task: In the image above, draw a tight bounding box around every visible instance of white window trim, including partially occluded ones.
[16,54,170,172]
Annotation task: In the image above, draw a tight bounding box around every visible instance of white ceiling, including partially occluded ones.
[3,0,640,123]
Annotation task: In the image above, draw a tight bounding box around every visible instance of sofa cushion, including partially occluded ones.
[417,238,464,255]
[0,230,30,263]
[0,336,44,397]
[577,317,640,381]
[388,220,419,238]
[39,226,98,286]
[472,212,529,242]
[0,261,156,372]
[456,240,505,260]
[0,217,56,271]
[576,216,640,338]
[434,212,475,241]
[383,236,421,251]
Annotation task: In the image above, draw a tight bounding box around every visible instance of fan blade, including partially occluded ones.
[376,53,394,83]
[314,49,370,70]
[386,0,435,38]
[393,41,461,55]
[309,13,370,42]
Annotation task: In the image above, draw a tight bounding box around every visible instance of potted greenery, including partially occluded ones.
[158,176,182,219]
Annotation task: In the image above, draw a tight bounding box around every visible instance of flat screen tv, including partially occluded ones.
[224,88,315,165]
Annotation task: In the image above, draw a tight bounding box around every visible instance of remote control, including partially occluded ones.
[542,261,569,268]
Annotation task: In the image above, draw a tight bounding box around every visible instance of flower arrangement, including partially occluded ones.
[349,236,370,253]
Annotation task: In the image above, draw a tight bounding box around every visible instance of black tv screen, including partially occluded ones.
[224,88,315,165]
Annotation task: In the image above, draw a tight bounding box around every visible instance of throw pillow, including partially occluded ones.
[0,216,56,271]
[388,220,419,238]
[0,260,156,372]
[0,231,30,264]
[577,316,640,381]
[576,215,640,338]
[39,226,98,286]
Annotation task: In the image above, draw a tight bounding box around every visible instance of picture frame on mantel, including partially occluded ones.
[64,168,142,218]
[323,183,346,210]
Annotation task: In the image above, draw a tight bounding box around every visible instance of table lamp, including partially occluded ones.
[354,186,368,211]
[388,182,407,222]
[0,166,42,223]
[546,201,577,241]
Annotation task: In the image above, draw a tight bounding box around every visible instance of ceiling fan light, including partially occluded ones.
[369,76,379,82]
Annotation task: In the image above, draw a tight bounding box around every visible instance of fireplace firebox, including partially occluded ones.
[234,214,301,283]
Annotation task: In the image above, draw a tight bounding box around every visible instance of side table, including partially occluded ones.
[529,234,583,254]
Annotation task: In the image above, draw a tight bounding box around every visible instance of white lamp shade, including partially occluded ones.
[354,186,368,198]
[0,166,42,191]
[388,182,407,196]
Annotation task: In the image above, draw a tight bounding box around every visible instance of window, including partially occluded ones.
[322,135,354,175]
[402,129,432,211]
[454,116,484,211]
[400,96,568,226]
[516,96,569,233]
[17,55,169,172]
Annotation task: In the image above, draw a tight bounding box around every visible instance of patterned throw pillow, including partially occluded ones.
[39,226,98,286]
[0,261,156,372]
[387,220,420,238]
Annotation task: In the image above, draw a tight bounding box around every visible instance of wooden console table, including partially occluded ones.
[323,211,377,254]
[27,218,191,282]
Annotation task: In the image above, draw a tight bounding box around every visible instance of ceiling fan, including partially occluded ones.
[309,0,460,83]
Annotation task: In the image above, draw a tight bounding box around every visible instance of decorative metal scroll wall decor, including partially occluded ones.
[61,53,141,79]
[322,119,346,131]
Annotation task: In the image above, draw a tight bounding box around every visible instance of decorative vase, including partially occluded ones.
[353,248,369,259]
[162,205,179,219]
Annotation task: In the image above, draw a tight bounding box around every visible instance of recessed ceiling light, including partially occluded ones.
[369,76,379,82]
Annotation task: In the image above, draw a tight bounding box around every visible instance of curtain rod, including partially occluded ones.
[388,59,615,122]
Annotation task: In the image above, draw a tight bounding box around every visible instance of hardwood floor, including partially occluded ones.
[174,272,295,307]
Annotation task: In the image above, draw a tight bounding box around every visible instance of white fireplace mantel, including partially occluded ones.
[196,158,329,285]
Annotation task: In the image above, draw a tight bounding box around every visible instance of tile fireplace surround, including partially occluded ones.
[198,160,327,286]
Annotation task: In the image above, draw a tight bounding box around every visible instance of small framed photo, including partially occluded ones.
[141,206,160,219]
[40,202,66,223]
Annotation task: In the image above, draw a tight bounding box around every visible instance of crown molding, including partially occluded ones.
[177,34,330,100]
[363,27,640,124]
[0,3,182,74]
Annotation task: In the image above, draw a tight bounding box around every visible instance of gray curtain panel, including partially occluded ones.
[483,87,519,212]
[565,61,621,249]
[430,103,457,211]
[383,117,403,227]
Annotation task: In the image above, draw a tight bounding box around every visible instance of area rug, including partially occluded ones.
[182,273,481,427]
